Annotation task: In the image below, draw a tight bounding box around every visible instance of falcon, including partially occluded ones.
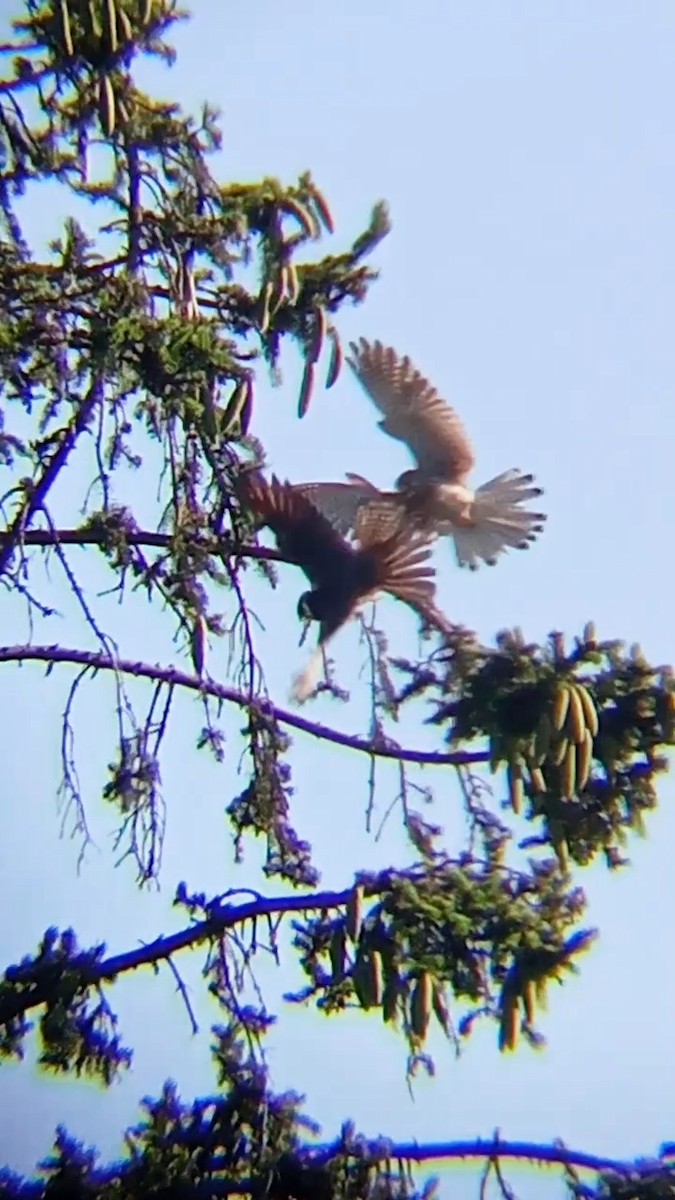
[297,339,546,570]
[238,471,453,703]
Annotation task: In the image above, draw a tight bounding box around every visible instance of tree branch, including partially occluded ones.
[254,1136,643,1177]
[7,1136,657,1199]
[0,645,486,767]
[352,1137,638,1174]
[0,886,353,1027]
[0,378,105,577]
[0,526,283,564]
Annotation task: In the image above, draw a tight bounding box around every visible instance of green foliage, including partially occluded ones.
[395,626,675,870]
[0,927,129,1081]
[287,858,593,1064]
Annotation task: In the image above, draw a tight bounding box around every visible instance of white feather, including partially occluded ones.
[449,469,546,569]
[479,467,539,489]
[290,647,323,705]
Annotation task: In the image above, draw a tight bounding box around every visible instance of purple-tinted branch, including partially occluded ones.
[49,1138,657,1198]
[221,1136,640,1178]
[349,1137,636,1174]
[0,888,352,1027]
[0,63,54,95]
[0,526,283,563]
[0,644,487,768]
[105,889,348,977]
[0,378,105,577]
[201,1140,662,1198]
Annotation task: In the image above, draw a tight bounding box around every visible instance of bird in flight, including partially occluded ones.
[297,339,546,571]
[238,472,453,703]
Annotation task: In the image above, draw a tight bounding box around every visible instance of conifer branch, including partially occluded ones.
[0,645,484,767]
[0,527,283,563]
[0,378,106,577]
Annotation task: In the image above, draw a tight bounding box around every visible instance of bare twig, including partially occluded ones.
[0,375,106,577]
[57,666,95,863]
[164,953,200,1035]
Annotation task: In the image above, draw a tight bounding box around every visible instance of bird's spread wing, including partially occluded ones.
[353,498,413,551]
[293,479,378,537]
[347,339,475,483]
[294,477,405,540]
[238,472,354,587]
[355,515,453,637]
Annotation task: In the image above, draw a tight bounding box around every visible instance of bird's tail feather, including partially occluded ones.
[475,468,544,507]
[452,469,546,570]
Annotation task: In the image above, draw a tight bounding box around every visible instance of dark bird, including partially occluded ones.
[296,339,547,570]
[238,472,453,702]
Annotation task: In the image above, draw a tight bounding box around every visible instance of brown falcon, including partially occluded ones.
[238,472,453,703]
[297,339,547,571]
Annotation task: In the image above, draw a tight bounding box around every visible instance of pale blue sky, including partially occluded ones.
[0,2,674,1195]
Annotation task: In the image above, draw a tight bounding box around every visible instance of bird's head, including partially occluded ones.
[395,468,420,491]
[297,591,318,621]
